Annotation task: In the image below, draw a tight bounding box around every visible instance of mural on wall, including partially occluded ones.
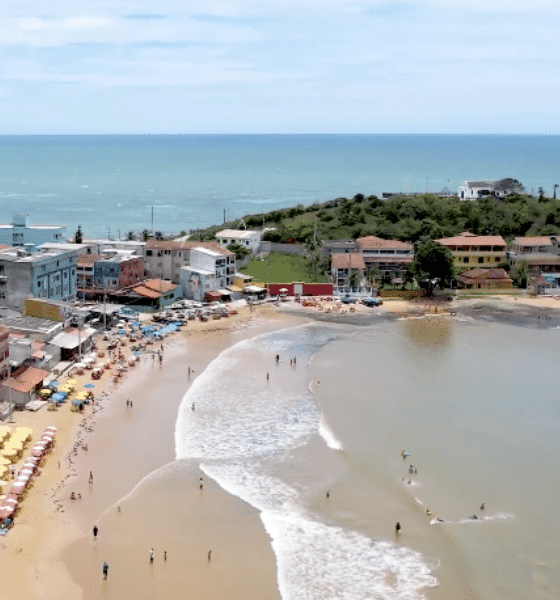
[25,299,66,322]
[187,271,204,300]
[93,262,119,288]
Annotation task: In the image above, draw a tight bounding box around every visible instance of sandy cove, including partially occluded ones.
[3,293,560,600]
[1,304,307,600]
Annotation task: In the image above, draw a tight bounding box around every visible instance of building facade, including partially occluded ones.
[215,229,262,253]
[77,253,144,294]
[0,215,66,251]
[508,236,560,274]
[0,326,8,381]
[0,247,77,310]
[355,236,414,277]
[180,246,236,301]
[457,181,507,201]
[436,232,507,273]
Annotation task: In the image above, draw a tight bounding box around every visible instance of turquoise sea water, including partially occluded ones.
[1,134,560,239]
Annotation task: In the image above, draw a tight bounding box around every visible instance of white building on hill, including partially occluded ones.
[457,181,506,200]
[216,229,261,252]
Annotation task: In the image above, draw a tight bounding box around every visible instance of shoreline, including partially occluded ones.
[2,293,560,599]
[1,303,307,600]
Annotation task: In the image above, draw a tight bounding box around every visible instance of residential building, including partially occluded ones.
[456,268,513,290]
[76,253,144,295]
[356,236,414,278]
[330,253,371,295]
[457,181,507,201]
[436,232,507,273]
[508,236,560,275]
[128,279,180,309]
[0,326,8,381]
[216,229,262,252]
[0,247,78,310]
[1,365,49,408]
[0,215,66,251]
[321,240,357,257]
[180,246,236,302]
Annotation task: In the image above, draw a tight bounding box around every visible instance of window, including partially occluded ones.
[478,257,484,264]
[146,250,153,256]
[64,272,68,278]
[463,257,469,263]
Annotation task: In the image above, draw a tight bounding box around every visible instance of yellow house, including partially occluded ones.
[436,232,507,273]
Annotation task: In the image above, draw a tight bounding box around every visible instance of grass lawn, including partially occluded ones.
[241,252,328,283]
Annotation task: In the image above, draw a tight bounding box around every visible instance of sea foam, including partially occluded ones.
[175,325,438,599]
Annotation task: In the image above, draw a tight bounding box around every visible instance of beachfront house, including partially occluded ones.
[144,240,231,284]
[457,181,507,201]
[0,215,66,252]
[320,240,357,257]
[355,236,414,280]
[330,253,370,296]
[1,365,49,409]
[76,252,144,299]
[456,268,513,290]
[215,229,262,253]
[508,236,560,275]
[436,232,507,274]
[179,246,236,302]
[0,246,78,310]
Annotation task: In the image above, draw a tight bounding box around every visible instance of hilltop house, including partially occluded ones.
[457,181,507,200]
[216,229,262,253]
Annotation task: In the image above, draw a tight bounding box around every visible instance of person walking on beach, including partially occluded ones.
[199,477,204,490]
[93,525,98,539]
[275,354,279,364]
[164,551,167,561]
[89,471,94,484]
[395,522,401,534]
[266,372,269,381]
[102,562,109,579]
[191,402,195,411]
[208,550,212,562]
[150,548,154,563]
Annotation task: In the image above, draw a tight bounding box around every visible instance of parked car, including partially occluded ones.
[341,296,356,304]
[362,297,383,307]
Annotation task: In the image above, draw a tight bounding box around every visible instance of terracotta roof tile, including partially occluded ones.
[331,253,366,269]
[456,268,512,282]
[2,367,49,394]
[512,236,554,247]
[77,254,104,266]
[356,236,413,250]
[436,232,506,247]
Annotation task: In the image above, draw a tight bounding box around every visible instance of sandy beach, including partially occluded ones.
[1,304,307,600]
[3,292,560,600]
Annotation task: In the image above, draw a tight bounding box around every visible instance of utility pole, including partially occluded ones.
[8,362,14,423]
[223,209,226,224]
[151,206,154,238]
[103,283,107,331]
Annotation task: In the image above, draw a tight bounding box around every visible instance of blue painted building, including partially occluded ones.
[0,215,66,252]
[0,247,77,310]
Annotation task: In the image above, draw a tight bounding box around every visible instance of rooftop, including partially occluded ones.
[2,366,49,394]
[216,229,260,239]
[0,315,63,335]
[331,253,366,270]
[436,232,507,247]
[457,268,513,282]
[512,236,554,247]
[356,236,413,250]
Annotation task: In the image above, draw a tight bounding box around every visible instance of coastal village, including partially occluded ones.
[1,178,560,598]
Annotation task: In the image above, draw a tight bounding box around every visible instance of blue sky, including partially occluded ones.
[1,0,558,134]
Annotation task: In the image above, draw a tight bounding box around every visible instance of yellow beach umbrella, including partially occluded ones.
[14,427,32,439]
[0,465,10,479]
[39,388,52,397]
[1,448,17,460]
[66,379,78,386]
[0,456,11,466]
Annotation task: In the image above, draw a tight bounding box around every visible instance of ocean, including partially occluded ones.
[1,134,560,239]
[175,318,560,600]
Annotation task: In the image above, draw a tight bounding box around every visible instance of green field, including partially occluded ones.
[240,252,328,283]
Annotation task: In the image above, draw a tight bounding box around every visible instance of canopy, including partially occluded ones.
[15,427,32,437]
[66,379,78,386]
[51,392,67,403]
[279,288,288,293]
[84,383,95,388]
[39,388,52,396]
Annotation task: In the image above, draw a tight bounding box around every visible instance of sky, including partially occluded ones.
[1,0,559,134]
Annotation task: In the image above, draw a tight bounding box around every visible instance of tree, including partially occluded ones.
[126,231,136,241]
[511,259,530,289]
[413,239,455,294]
[403,263,416,289]
[74,225,83,244]
[349,270,362,289]
[226,243,251,261]
[365,266,381,288]
[538,187,546,201]
[142,229,150,241]
[495,178,525,195]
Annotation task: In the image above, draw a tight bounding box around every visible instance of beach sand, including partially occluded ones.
[1,304,306,600]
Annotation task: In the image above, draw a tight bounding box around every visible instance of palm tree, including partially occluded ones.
[554,184,558,200]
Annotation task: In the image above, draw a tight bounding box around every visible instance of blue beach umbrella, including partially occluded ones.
[48,380,59,389]
[84,383,95,389]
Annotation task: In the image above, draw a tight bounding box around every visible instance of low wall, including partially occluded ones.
[377,290,427,299]
[258,242,307,255]
[266,282,334,296]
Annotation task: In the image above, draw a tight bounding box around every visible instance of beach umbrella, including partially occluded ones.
[8,482,26,495]
[44,426,57,433]
[66,379,78,385]
[84,383,95,388]
[48,380,59,389]
[0,457,11,466]
[39,388,52,397]
[0,465,9,479]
